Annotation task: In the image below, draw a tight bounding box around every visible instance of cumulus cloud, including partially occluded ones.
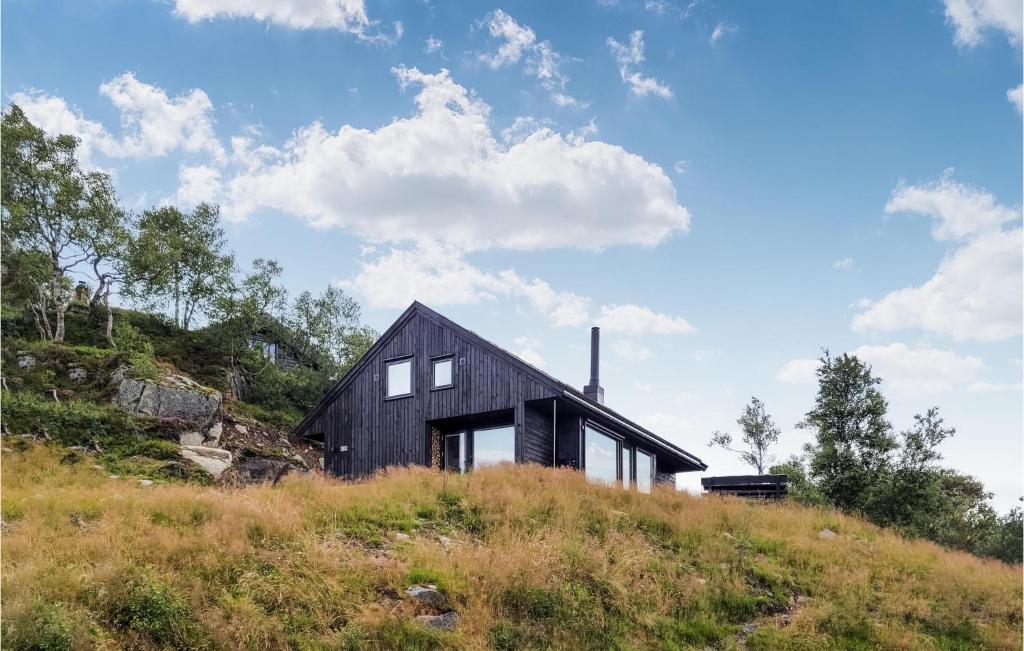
[779,344,987,395]
[172,0,402,44]
[341,243,590,327]
[610,339,654,361]
[943,0,1022,47]
[777,358,819,384]
[851,343,984,396]
[833,257,854,271]
[884,173,1020,241]
[12,72,224,166]
[424,35,444,54]
[853,175,1022,342]
[607,31,672,99]
[852,228,1022,341]
[514,336,545,367]
[1008,83,1023,114]
[596,304,696,335]
[173,164,223,205]
[478,10,581,107]
[223,67,689,250]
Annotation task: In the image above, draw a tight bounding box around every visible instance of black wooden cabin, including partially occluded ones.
[294,302,706,488]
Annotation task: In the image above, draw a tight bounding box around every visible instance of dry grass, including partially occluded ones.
[2,443,1020,650]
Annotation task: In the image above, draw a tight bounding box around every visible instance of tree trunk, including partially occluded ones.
[104,284,114,347]
[52,271,66,342]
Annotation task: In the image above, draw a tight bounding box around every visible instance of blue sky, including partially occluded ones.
[3,0,1021,508]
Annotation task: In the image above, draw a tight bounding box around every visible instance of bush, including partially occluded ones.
[98,570,207,648]
[1,600,80,651]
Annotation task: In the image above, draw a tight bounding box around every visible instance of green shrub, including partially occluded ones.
[1,601,76,651]
[99,570,206,648]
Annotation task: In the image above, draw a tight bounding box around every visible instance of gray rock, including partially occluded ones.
[819,528,837,540]
[179,431,205,446]
[112,369,221,426]
[206,421,223,445]
[180,446,232,478]
[68,367,87,383]
[17,355,36,370]
[219,457,293,485]
[394,532,411,541]
[406,585,446,609]
[235,424,248,436]
[414,612,459,631]
[138,479,154,487]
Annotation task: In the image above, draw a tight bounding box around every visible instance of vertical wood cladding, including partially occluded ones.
[304,311,558,478]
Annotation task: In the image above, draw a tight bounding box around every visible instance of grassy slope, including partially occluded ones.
[2,444,1020,650]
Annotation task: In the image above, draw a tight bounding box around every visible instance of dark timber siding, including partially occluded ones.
[303,311,558,478]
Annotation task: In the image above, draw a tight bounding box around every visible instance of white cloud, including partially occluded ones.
[342,242,590,327]
[607,31,672,99]
[777,358,819,384]
[13,72,225,165]
[1008,83,1023,114]
[854,175,1022,342]
[966,380,1023,392]
[223,67,689,250]
[884,173,1020,241]
[633,380,653,392]
[478,10,581,107]
[514,336,545,367]
[943,0,1022,47]
[610,339,654,361]
[672,160,690,175]
[710,22,737,45]
[780,345,998,396]
[638,412,690,438]
[173,164,223,205]
[171,0,402,44]
[424,35,444,54]
[852,228,1022,341]
[852,343,984,395]
[596,304,696,335]
[833,257,854,271]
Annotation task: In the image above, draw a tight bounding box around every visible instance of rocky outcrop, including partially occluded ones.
[219,457,294,485]
[111,366,221,427]
[414,612,459,630]
[180,446,232,478]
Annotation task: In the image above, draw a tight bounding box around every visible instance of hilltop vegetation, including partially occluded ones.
[2,443,1021,650]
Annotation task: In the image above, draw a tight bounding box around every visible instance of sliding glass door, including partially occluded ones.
[443,425,515,472]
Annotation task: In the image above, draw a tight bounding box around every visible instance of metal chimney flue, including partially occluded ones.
[583,326,605,404]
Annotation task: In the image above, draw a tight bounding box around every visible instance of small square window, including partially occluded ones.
[433,357,453,388]
[386,358,412,398]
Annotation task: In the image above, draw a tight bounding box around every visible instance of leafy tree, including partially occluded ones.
[287,286,376,376]
[208,257,288,369]
[769,455,828,507]
[122,203,233,330]
[1,104,123,341]
[709,396,781,474]
[799,350,897,512]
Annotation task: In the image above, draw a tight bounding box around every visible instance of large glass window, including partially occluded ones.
[432,357,453,388]
[444,433,465,473]
[585,425,619,485]
[621,446,632,488]
[473,425,515,467]
[386,358,412,398]
[636,450,653,494]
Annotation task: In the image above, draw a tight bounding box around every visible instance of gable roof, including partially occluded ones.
[295,301,707,471]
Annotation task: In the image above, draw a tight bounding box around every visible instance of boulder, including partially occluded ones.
[180,446,232,478]
[68,367,87,383]
[111,366,221,427]
[179,431,205,446]
[414,612,459,631]
[219,457,293,485]
[138,479,154,487]
[406,585,446,609]
[206,421,223,446]
[17,355,36,370]
[819,528,837,540]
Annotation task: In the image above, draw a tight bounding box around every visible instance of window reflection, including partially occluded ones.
[636,450,653,493]
[585,425,619,485]
[473,425,515,467]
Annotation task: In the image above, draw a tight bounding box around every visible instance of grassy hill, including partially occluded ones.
[2,443,1020,650]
